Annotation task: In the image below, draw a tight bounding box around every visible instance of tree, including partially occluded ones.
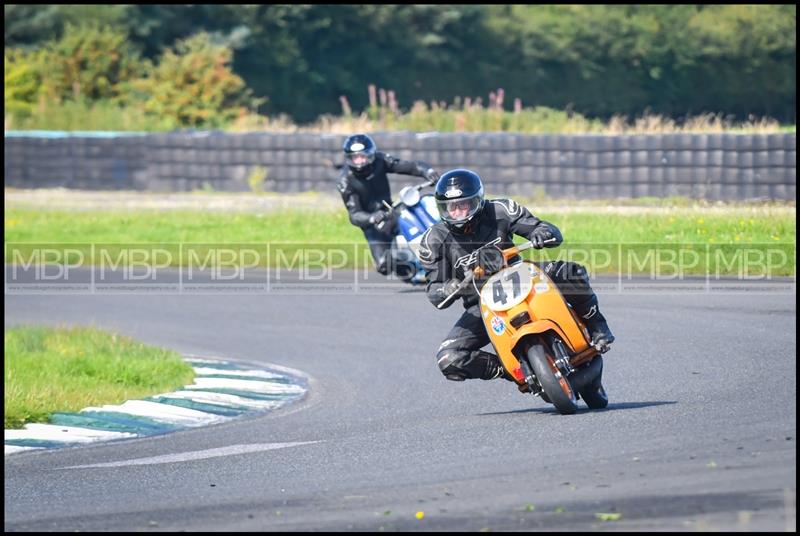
[127,32,264,128]
[4,47,41,116]
[5,5,132,48]
[36,22,146,102]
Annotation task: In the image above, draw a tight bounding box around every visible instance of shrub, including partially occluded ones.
[4,48,42,117]
[126,32,265,129]
[36,22,146,103]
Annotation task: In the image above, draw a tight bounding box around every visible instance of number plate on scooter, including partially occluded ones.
[480,262,534,312]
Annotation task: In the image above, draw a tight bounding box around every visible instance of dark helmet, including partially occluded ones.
[342,133,377,173]
[434,169,485,233]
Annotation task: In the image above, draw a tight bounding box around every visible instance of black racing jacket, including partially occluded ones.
[337,152,433,229]
[418,198,563,308]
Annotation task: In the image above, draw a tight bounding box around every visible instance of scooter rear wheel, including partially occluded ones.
[527,344,578,415]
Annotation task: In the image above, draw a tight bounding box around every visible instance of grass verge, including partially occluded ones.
[5,203,795,276]
[4,326,195,429]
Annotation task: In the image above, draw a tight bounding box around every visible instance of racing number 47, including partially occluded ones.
[492,270,521,305]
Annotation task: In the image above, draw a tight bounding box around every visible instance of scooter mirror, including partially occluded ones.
[399,186,420,207]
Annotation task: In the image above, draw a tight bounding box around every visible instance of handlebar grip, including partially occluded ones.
[436,270,476,310]
[504,238,557,258]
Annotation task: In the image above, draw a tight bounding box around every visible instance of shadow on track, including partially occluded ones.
[478,400,677,416]
[397,287,427,294]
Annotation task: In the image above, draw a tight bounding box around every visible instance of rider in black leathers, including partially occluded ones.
[418,169,615,383]
[337,133,439,280]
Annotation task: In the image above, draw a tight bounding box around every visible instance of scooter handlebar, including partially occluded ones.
[501,238,557,259]
[387,178,435,210]
[437,239,558,309]
[436,269,478,310]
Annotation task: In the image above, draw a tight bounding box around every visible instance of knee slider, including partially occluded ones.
[437,350,469,381]
[549,261,591,295]
[376,251,391,275]
[392,249,416,278]
[571,263,587,279]
[549,261,587,281]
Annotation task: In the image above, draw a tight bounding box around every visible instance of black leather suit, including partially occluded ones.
[337,152,434,277]
[418,198,603,381]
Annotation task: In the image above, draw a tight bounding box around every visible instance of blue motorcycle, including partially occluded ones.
[376,179,441,285]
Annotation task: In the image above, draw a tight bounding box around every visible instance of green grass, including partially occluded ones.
[4,204,796,276]
[4,326,195,429]
[515,206,795,276]
[531,209,794,245]
[5,208,361,243]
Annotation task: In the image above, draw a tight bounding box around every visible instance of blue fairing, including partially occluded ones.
[397,194,440,241]
[416,195,440,228]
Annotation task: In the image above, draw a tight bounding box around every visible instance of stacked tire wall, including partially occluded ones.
[4,131,796,200]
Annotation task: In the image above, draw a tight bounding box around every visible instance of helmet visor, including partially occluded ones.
[437,193,482,224]
[345,143,375,170]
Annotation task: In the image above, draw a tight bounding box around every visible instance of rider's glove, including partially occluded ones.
[530,226,553,249]
[442,278,463,297]
[424,168,440,185]
[476,246,504,275]
[368,210,390,226]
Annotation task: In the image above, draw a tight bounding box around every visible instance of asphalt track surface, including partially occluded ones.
[4,269,797,531]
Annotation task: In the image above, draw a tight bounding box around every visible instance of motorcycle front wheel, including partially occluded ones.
[527,344,578,415]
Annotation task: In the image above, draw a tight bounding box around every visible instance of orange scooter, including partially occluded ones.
[438,240,609,414]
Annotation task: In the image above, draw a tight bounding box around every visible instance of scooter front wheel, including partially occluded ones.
[527,344,578,415]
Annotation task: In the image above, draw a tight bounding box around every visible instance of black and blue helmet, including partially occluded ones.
[342,133,377,172]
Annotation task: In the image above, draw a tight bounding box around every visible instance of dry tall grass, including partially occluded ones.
[8,84,792,135]
[229,85,789,135]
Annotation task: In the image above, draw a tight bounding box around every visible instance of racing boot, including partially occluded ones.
[439,350,515,383]
[392,249,418,282]
[489,355,537,395]
[483,353,517,383]
[408,267,428,285]
[575,296,615,350]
